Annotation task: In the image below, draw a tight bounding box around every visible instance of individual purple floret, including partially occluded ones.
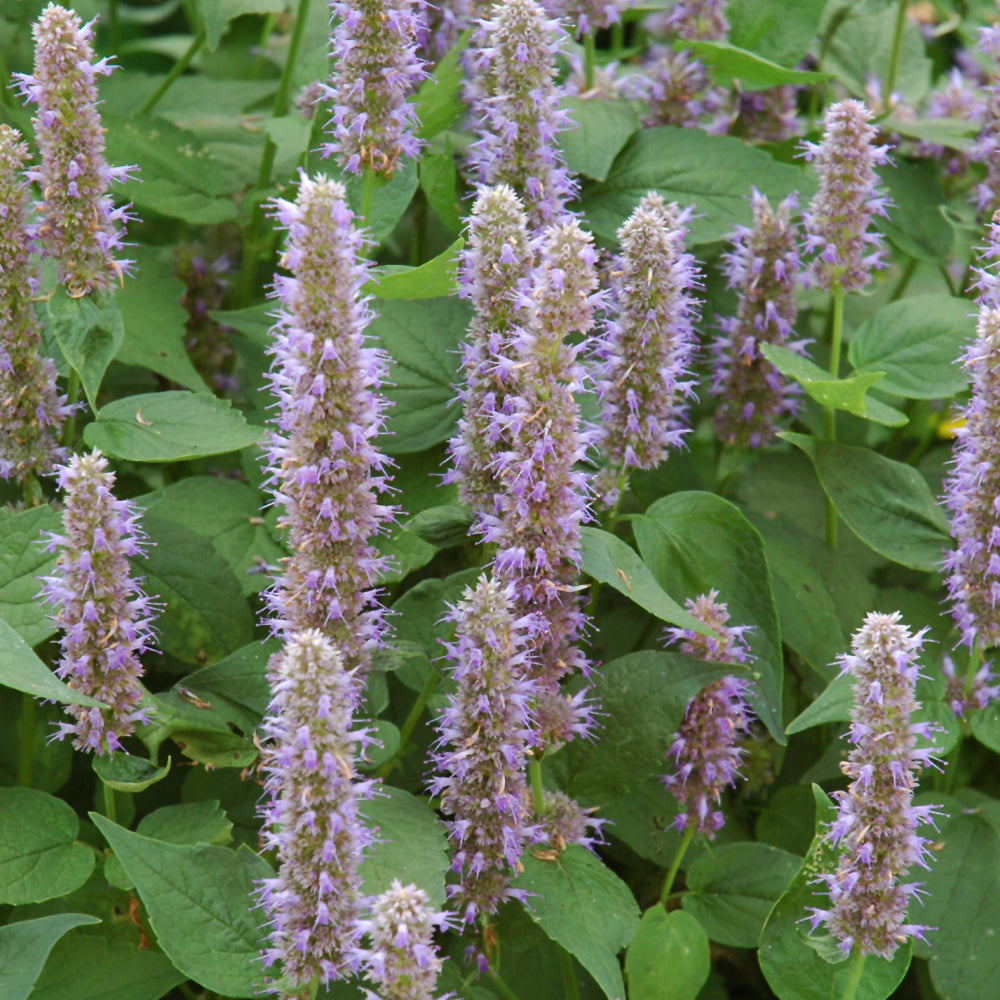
[466,0,577,228]
[941,654,1000,718]
[15,3,136,296]
[662,591,754,837]
[445,184,534,514]
[542,0,623,37]
[942,304,1000,650]
[801,99,892,293]
[594,193,700,506]
[534,789,606,853]
[807,612,940,959]
[360,880,451,1000]
[0,125,70,482]
[258,630,374,990]
[974,25,1000,215]
[429,575,541,923]
[711,190,804,450]
[39,449,156,754]
[264,173,394,672]
[323,0,427,177]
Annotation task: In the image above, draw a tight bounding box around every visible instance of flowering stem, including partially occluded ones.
[17,694,35,787]
[529,759,546,815]
[964,640,984,695]
[583,31,596,91]
[101,780,117,824]
[138,28,206,116]
[839,949,867,1000]
[489,971,522,1000]
[359,166,377,227]
[824,286,845,550]
[659,823,696,904]
[559,947,581,1000]
[61,368,80,448]
[883,0,908,106]
[376,667,439,778]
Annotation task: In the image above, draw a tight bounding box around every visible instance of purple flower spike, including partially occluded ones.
[360,880,451,1000]
[941,654,1000,718]
[258,630,374,989]
[711,189,804,450]
[631,48,716,130]
[974,26,1000,214]
[535,789,606,853]
[917,69,984,178]
[594,193,700,506]
[735,85,800,144]
[16,4,137,296]
[429,575,542,923]
[662,591,754,837]
[801,99,892,293]
[657,0,728,41]
[39,450,156,755]
[466,0,577,228]
[808,612,940,960]
[264,173,395,671]
[324,0,427,177]
[0,125,70,481]
[542,0,624,37]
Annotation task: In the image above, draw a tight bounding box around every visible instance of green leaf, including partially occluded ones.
[515,846,640,1000]
[419,152,461,232]
[559,97,639,182]
[882,116,977,153]
[781,433,950,571]
[378,526,438,584]
[367,239,462,300]
[683,40,828,89]
[727,0,826,68]
[0,504,61,646]
[786,673,852,735]
[91,814,270,997]
[0,616,103,707]
[632,492,784,741]
[142,690,258,769]
[84,391,263,463]
[877,161,955,264]
[372,297,469,453]
[199,0,287,49]
[344,157,419,243]
[414,32,467,139]
[47,289,124,411]
[682,843,802,948]
[139,514,255,665]
[624,908,710,1000]
[406,504,475,548]
[759,786,912,1000]
[0,913,100,1000]
[210,302,271,345]
[755,785,817,858]
[848,295,975,400]
[93,752,172,793]
[0,788,95,904]
[115,244,209,392]
[760,344,907,427]
[581,127,809,245]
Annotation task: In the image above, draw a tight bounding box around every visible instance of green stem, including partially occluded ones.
[659,823,696,904]
[558,947,582,1000]
[61,368,80,449]
[964,640,984,695]
[376,668,439,778]
[823,286,845,550]
[839,950,867,1000]
[610,22,624,58]
[17,694,36,788]
[249,13,278,79]
[22,472,41,507]
[528,759,546,816]
[938,262,957,297]
[489,972,521,1000]
[108,0,121,54]
[583,31,597,91]
[889,257,917,302]
[359,167,377,227]
[883,0,908,107]
[139,29,206,116]
[102,781,117,824]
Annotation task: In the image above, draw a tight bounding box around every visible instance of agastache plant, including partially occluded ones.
[39,450,156,754]
[711,190,804,450]
[594,192,700,506]
[974,24,1000,214]
[324,0,427,177]
[258,630,374,992]
[16,3,136,297]
[466,0,576,228]
[0,124,70,483]
[807,612,940,960]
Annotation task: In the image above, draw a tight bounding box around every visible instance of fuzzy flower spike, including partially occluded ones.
[16,3,136,296]
[801,99,891,293]
[324,0,427,176]
[808,612,940,959]
[39,449,157,754]
[662,591,754,837]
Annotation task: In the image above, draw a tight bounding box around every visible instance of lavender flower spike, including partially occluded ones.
[594,193,700,506]
[542,0,623,38]
[801,99,891,293]
[662,591,754,837]
[429,575,541,922]
[0,124,70,481]
[467,0,576,228]
[264,173,395,671]
[974,25,1000,215]
[259,630,374,989]
[324,0,427,177]
[39,449,156,754]
[658,0,728,41]
[808,612,940,959]
[360,881,450,1000]
[711,190,804,450]
[16,3,136,296]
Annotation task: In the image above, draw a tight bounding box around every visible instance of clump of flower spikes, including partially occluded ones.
[258,630,374,990]
[801,99,891,293]
[15,3,136,296]
[974,24,1000,215]
[594,192,700,506]
[445,184,534,514]
[360,880,451,1000]
[39,449,156,754]
[466,0,576,228]
[429,574,542,923]
[711,189,805,450]
[542,0,623,36]
[941,654,999,718]
[323,0,427,176]
[662,591,754,837]
[263,172,394,673]
[0,124,70,481]
[807,612,940,959]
